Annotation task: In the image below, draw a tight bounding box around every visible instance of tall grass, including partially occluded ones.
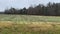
[0,21,60,34]
[0,14,60,34]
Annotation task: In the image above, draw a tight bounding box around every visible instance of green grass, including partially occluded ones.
[0,14,60,34]
[0,14,60,22]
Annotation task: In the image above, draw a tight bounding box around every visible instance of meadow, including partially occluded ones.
[0,14,60,34]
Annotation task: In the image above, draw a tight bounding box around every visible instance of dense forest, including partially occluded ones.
[3,2,60,16]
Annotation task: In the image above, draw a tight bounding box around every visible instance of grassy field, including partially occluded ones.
[0,14,60,22]
[0,14,60,34]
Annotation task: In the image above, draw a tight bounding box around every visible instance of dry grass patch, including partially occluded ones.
[26,24,52,31]
[0,21,60,32]
[24,22,60,32]
[0,21,14,27]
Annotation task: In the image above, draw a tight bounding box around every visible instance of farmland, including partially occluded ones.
[0,14,60,34]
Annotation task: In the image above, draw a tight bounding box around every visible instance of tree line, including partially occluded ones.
[4,2,60,16]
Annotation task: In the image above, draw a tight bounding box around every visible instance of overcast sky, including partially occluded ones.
[0,0,60,11]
